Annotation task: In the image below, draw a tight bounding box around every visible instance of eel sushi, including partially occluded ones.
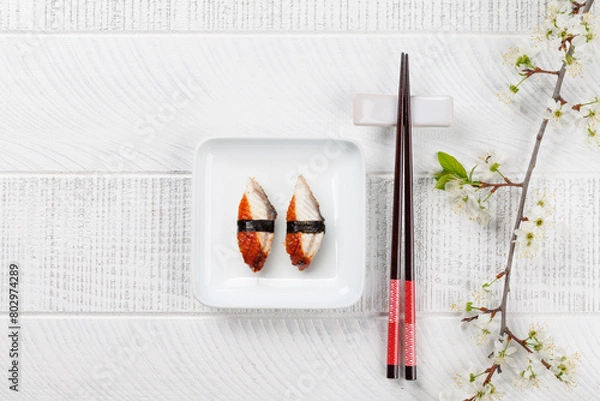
[237,177,277,272]
[285,175,325,270]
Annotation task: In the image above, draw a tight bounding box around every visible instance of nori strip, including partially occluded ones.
[286,221,326,234]
[237,220,275,233]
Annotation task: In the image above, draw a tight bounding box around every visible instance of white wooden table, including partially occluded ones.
[0,1,599,400]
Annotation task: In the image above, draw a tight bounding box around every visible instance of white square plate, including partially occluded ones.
[193,137,365,309]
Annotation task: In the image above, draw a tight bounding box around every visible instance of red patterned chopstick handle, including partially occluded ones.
[386,279,401,378]
[404,280,417,380]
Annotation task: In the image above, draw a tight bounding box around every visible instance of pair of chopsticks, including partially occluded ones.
[386,53,416,381]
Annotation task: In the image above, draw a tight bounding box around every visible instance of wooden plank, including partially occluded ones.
[1,174,598,314]
[0,1,544,32]
[0,34,598,172]
[0,315,597,400]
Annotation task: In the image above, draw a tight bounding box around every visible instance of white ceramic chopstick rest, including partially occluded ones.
[353,94,453,127]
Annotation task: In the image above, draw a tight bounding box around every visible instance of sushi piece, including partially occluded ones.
[285,175,325,270]
[237,178,277,272]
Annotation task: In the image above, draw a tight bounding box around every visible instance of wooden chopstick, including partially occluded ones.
[386,53,406,379]
[386,53,417,381]
[402,54,417,381]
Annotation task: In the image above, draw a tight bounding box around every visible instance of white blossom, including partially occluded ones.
[542,11,581,43]
[546,99,569,125]
[555,12,580,33]
[527,324,556,361]
[514,220,543,257]
[565,58,585,78]
[585,101,600,124]
[513,359,547,389]
[548,348,581,387]
[572,13,598,47]
[473,316,499,345]
[587,126,600,148]
[571,100,600,148]
[453,365,479,388]
[502,45,539,72]
[476,151,505,182]
[572,29,593,48]
[525,195,554,231]
[450,298,480,319]
[474,288,500,306]
[547,0,574,15]
[497,86,518,105]
[445,366,495,400]
[476,208,492,227]
[467,381,503,401]
[445,180,491,225]
[491,336,517,367]
[451,289,499,319]
[533,192,552,210]
[572,106,594,136]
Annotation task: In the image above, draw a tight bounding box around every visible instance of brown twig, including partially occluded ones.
[523,67,560,77]
[499,0,595,334]
[504,327,533,354]
[483,364,499,386]
[483,307,501,317]
[475,180,522,191]
[573,1,587,13]
[461,306,502,322]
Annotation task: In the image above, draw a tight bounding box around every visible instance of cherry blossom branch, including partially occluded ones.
[499,0,595,334]
[442,4,592,400]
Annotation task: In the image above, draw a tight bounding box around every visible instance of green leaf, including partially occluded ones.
[515,54,535,70]
[489,162,500,173]
[437,152,468,179]
[434,173,454,190]
[468,165,477,182]
[565,51,574,65]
